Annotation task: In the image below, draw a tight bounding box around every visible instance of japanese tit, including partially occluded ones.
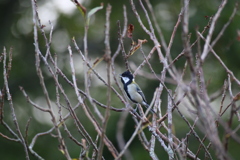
[120,71,156,114]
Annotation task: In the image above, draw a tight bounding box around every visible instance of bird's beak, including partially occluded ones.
[119,74,122,78]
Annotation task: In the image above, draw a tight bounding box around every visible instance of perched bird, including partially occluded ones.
[120,70,156,115]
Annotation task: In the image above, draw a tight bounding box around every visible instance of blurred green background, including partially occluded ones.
[0,0,240,159]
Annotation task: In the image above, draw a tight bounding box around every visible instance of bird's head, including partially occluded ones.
[120,70,134,85]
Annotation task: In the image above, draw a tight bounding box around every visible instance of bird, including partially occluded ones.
[120,70,156,115]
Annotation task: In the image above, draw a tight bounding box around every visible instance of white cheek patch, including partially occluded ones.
[122,77,130,84]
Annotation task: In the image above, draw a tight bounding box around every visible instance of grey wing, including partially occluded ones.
[135,84,147,103]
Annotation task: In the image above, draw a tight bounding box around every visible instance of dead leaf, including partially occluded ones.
[233,92,240,101]
[127,24,134,38]
[128,39,148,57]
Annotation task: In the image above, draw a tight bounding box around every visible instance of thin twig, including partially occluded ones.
[3,47,30,160]
[97,4,112,160]
[201,0,227,61]
[197,31,240,86]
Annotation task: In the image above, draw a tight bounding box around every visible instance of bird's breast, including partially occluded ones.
[127,84,143,103]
